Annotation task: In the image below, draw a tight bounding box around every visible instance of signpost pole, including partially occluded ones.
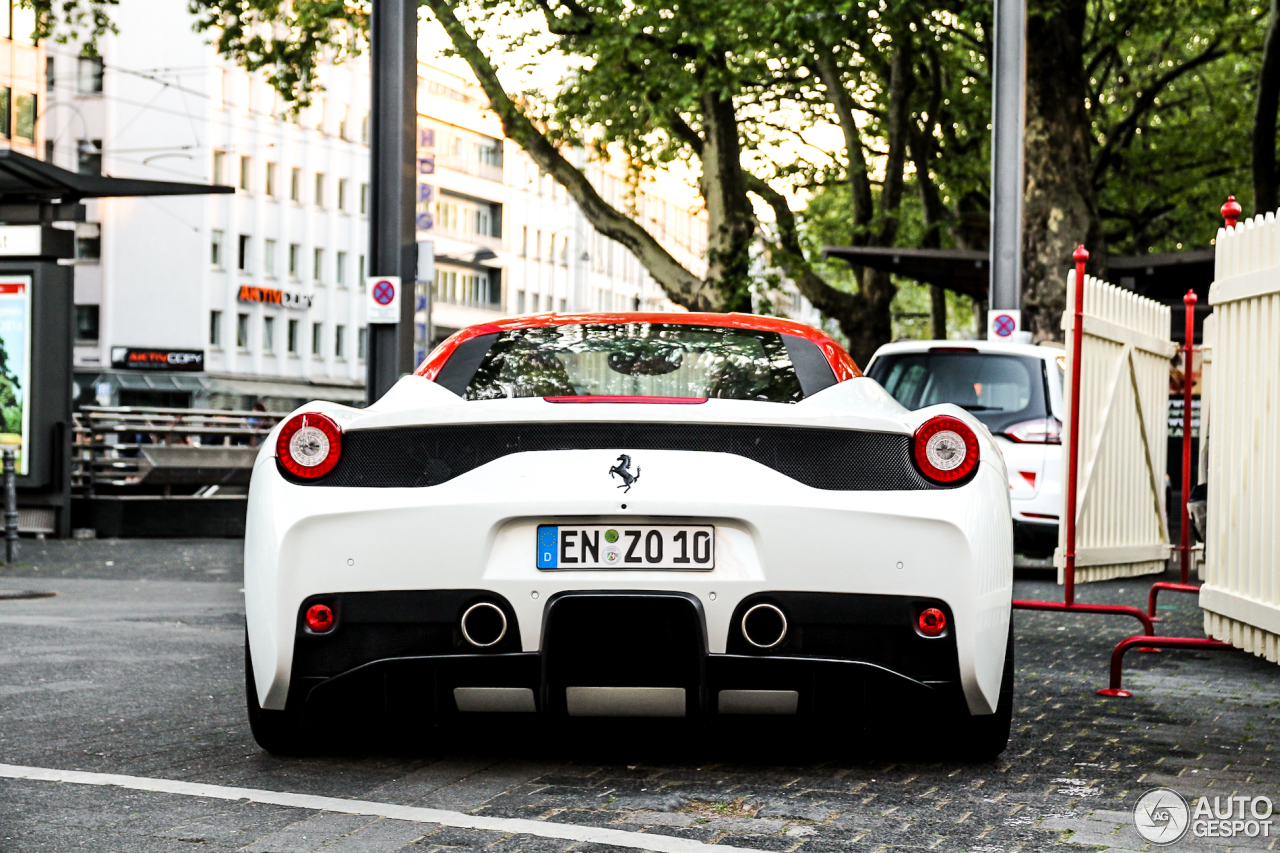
[988,0,1026,312]
[367,0,417,406]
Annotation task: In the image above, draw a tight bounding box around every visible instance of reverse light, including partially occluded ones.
[305,603,335,633]
[918,608,947,637]
[276,413,343,478]
[912,415,980,483]
[1002,417,1062,444]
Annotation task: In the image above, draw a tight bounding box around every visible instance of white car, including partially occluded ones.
[865,340,1065,558]
[244,313,1014,755]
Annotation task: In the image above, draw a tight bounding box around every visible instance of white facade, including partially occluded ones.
[47,6,813,409]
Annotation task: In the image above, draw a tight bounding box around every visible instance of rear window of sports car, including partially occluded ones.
[435,323,837,403]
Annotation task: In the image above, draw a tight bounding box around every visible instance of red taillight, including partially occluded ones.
[276,413,342,478]
[1002,417,1062,444]
[305,603,335,633]
[918,608,947,636]
[912,415,979,483]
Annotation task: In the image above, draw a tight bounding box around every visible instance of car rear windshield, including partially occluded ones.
[448,323,834,403]
[867,351,1049,432]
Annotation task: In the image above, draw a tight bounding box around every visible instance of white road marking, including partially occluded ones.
[0,763,756,853]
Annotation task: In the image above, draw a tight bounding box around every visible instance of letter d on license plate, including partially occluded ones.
[536,524,714,570]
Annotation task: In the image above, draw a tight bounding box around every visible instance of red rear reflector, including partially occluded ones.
[918,608,947,637]
[1019,471,1037,489]
[543,396,708,404]
[305,604,335,633]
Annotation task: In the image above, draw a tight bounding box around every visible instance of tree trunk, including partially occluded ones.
[1021,0,1102,342]
[930,286,947,339]
[1255,0,1280,216]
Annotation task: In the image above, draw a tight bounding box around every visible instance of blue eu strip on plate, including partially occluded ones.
[537,525,558,569]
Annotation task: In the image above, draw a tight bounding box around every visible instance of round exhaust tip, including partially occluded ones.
[460,602,508,648]
[741,603,787,649]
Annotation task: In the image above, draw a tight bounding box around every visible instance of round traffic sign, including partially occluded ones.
[372,280,396,306]
[993,314,1016,337]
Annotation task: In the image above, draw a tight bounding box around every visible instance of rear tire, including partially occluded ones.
[245,634,308,755]
[953,622,1014,760]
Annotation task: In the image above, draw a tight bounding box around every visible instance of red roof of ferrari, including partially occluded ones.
[415,312,861,382]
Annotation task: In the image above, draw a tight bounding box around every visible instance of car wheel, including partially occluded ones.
[244,633,308,755]
[952,622,1014,760]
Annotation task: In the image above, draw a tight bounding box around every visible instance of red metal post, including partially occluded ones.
[1063,245,1089,606]
[1221,195,1242,229]
[1180,289,1197,583]
[1097,634,1234,697]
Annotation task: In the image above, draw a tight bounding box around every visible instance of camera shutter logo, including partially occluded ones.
[1134,788,1190,845]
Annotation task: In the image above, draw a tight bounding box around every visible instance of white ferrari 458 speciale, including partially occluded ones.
[244,312,1014,755]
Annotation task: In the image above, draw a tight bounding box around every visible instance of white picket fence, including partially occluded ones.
[1055,271,1178,584]
[1201,211,1280,661]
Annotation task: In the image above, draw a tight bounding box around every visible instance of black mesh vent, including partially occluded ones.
[294,624,455,678]
[285,422,951,491]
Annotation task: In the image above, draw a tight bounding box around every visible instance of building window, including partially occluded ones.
[210,230,224,267]
[239,156,251,191]
[314,173,325,207]
[287,319,299,354]
[209,310,222,347]
[264,239,277,277]
[313,248,323,283]
[358,255,366,286]
[338,178,348,211]
[75,305,100,342]
[518,226,526,257]
[517,290,525,313]
[337,104,349,140]
[360,112,369,144]
[75,223,101,261]
[357,326,367,360]
[290,167,301,202]
[532,294,540,312]
[77,139,102,175]
[336,251,347,287]
[76,56,104,94]
[0,88,10,138]
[45,57,54,94]
[360,183,369,215]
[262,316,275,352]
[212,150,226,184]
[237,313,250,349]
[311,323,322,356]
[288,243,300,279]
[15,93,37,141]
[335,324,345,359]
[265,162,278,197]
[238,235,250,272]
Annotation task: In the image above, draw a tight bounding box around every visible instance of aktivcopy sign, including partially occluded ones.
[0,277,32,475]
[110,348,205,372]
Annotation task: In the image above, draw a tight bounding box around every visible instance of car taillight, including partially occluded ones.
[305,603,335,633]
[912,415,979,483]
[1002,417,1062,444]
[276,413,343,478]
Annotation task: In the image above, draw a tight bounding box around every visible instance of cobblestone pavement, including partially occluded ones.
[0,539,1277,852]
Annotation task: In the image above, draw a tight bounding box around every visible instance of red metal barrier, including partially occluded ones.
[1011,244,1156,637]
[1097,635,1234,697]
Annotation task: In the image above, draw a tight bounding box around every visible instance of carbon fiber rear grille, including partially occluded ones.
[287,422,949,490]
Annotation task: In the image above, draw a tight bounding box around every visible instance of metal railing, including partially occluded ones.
[73,405,290,495]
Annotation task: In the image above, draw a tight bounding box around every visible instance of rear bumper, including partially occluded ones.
[285,590,971,720]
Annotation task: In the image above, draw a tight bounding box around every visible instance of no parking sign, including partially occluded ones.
[366,276,401,324]
[988,309,1021,340]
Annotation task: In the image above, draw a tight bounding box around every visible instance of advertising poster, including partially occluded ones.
[0,277,31,475]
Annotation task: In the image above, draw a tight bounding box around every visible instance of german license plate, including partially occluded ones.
[536,524,715,570]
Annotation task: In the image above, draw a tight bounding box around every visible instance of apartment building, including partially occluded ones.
[0,3,43,158]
